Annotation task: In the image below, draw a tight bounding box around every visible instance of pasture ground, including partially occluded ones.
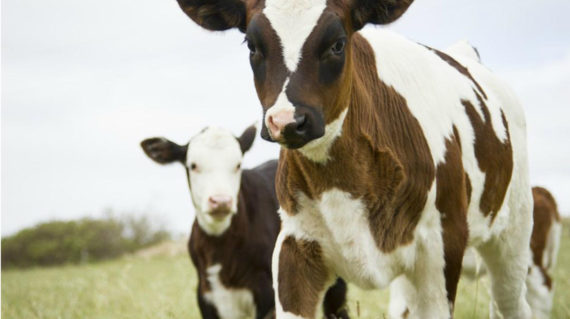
[3,219,570,319]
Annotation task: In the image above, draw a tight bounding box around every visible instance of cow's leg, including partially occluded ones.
[525,218,561,319]
[197,285,220,319]
[387,246,450,318]
[397,217,453,319]
[388,249,463,319]
[273,231,333,319]
[254,275,276,319]
[525,262,554,319]
[477,238,531,319]
[476,209,533,318]
[525,217,561,319]
[388,275,414,319]
[322,278,349,319]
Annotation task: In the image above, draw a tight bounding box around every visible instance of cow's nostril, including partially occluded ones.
[295,114,307,133]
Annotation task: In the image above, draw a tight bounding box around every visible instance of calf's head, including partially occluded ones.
[141,125,256,235]
[176,0,413,150]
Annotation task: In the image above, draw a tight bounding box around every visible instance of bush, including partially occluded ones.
[1,215,171,269]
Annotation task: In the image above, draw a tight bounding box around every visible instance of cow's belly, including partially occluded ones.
[280,188,427,290]
[204,264,256,319]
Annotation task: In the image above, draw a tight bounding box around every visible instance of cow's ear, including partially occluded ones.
[141,137,187,164]
[237,125,256,154]
[350,0,413,31]
[176,0,247,32]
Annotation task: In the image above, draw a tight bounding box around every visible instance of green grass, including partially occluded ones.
[3,220,570,318]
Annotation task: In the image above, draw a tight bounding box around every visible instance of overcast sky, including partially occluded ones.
[2,0,569,236]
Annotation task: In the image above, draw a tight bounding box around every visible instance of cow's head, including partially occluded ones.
[176,0,413,151]
[141,125,256,235]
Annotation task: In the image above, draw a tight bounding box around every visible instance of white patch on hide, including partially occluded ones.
[298,108,348,163]
[204,264,256,319]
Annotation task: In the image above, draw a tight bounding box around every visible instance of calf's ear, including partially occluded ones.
[237,125,256,154]
[350,0,414,31]
[176,0,247,32]
[141,137,188,164]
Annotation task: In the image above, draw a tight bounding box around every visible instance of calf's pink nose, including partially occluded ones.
[267,110,295,139]
[208,195,232,209]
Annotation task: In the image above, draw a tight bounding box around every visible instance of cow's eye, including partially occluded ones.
[330,38,346,56]
[236,163,241,171]
[190,163,197,171]
[246,39,256,56]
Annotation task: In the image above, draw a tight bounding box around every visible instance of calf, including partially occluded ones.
[528,186,562,318]
[462,186,562,319]
[527,186,562,318]
[173,0,533,318]
[141,125,348,319]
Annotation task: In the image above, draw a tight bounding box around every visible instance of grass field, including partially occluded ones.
[3,219,569,319]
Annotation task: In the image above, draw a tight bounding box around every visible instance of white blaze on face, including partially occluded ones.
[186,127,243,236]
[262,0,330,144]
[263,0,327,72]
[264,80,296,139]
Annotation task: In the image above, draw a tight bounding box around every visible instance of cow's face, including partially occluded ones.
[176,0,413,149]
[247,3,351,149]
[141,125,256,235]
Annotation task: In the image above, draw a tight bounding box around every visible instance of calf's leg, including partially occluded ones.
[197,284,220,319]
[389,217,457,317]
[398,246,451,319]
[255,275,276,319]
[273,232,332,319]
[476,215,532,319]
[389,204,464,319]
[388,275,414,319]
[322,278,349,319]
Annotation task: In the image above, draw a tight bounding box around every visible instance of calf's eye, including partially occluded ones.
[247,40,256,56]
[191,163,197,171]
[331,38,346,55]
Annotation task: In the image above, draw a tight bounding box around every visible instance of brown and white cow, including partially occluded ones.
[141,126,349,319]
[527,187,562,318]
[173,0,534,318]
[462,186,562,319]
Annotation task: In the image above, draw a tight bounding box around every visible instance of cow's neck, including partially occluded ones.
[285,35,396,170]
[278,32,434,208]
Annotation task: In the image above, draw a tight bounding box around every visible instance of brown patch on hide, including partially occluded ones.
[465,173,472,205]
[435,126,469,306]
[530,186,560,290]
[278,236,328,318]
[463,93,513,223]
[428,47,487,99]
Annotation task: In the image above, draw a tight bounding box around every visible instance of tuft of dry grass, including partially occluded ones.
[2,221,569,318]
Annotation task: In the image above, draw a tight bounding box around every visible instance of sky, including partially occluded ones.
[2,0,569,236]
